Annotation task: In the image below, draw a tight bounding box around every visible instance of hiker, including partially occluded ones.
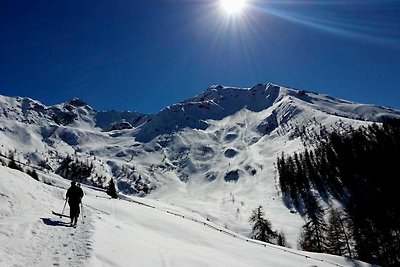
[66,181,84,226]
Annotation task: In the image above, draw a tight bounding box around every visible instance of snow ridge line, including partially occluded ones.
[114,195,347,267]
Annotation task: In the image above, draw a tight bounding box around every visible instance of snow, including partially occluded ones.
[0,167,92,266]
[0,166,372,266]
[1,83,399,266]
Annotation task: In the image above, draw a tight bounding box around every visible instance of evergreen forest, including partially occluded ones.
[277,119,400,266]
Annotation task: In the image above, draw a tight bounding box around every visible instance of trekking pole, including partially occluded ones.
[61,198,67,218]
[81,202,85,224]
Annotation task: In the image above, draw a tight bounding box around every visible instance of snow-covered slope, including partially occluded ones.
[0,166,372,267]
[1,83,400,250]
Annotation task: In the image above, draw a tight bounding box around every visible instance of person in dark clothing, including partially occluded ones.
[66,181,84,226]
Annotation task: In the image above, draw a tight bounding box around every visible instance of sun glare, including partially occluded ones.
[220,0,247,15]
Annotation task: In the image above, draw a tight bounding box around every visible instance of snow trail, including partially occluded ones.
[0,167,93,267]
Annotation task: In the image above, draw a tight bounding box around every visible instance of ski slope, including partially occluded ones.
[0,166,372,267]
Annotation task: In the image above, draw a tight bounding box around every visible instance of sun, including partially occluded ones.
[220,0,248,15]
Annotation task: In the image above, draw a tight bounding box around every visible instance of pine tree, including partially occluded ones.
[277,153,289,195]
[325,208,353,257]
[277,231,287,247]
[7,152,22,171]
[250,206,277,243]
[298,197,326,253]
[26,169,39,181]
[106,179,118,199]
[298,222,315,251]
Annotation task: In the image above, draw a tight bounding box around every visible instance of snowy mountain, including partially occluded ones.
[0,95,151,130]
[1,83,399,266]
[135,84,398,142]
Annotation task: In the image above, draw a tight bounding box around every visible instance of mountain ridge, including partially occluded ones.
[1,83,400,248]
[0,94,152,131]
[135,83,400,141]
[2,83,398,133]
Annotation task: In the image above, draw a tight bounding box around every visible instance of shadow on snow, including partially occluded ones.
[41,217,71,227]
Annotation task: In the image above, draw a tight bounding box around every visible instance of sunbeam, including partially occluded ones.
[253,1,400,47]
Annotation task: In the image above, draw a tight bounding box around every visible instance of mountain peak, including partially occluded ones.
[67,97,88,107]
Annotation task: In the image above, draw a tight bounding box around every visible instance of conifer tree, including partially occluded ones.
[277,153,289,195]
[298,222,315,251]
[277,231,287,247]
[325,208,353,257]
[298,197,326,253]
[7,152,22,171]
[26,169,39,181]
[250,206,277,243]
[106,179,118,199]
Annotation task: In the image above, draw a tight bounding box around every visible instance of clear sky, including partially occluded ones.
[0,0,399,114]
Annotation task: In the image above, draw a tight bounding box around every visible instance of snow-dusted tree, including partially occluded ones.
[106,179,118,199]
[250,206,277,243]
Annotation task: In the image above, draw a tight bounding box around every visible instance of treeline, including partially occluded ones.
[55,155,112,190]
[277,119,400,266]
[55,155,150,198]
[0,150,39,181]
[56,155,94,183]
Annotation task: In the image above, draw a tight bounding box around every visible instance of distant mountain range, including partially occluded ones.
[1,83,399,247]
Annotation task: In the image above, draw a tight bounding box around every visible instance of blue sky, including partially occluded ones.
[0,0,399,114]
